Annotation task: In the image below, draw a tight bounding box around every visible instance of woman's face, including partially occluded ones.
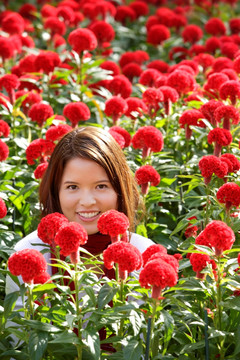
[59,157,118,235]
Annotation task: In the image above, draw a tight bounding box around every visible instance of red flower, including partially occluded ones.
[167,70,196,96]
[185,216,198,238]
[0,119,10,138]
[0,197,7,218]
[200,100,223,126]
[104,96,128,125]
[205,36,221,54]
[89,20,115,45]
[54,222,88,260]
[147,24,170,46]
[34,51,61,74]
[2,12,25,35]
[44,17,66,36]
[221,153,240,173]
[97,209,130,241]
[114,5,136,25]
[135,165,160,194]
[0,74,20,94]
[129,1,149,18]
[207,128,232,157]
[158,85,179,115]
[142,244,167,267]
[199,155,228,184]
[125,97,147,119]
[68,28,97,53]
[100,60,120,76]
[94,1,116,19]
[108,129,125,149]
[179,109,205,139]
[182,24,203,44]
[132,126,164,158]
[204,221,235,256]
[139,68,161,87]
[19,3,37,20]
[0,140,9,161]
[63,102,90,127]
[56,6,75,25]
[193,53,214,72]
[28,103,54,127]
[195,230,212,248]
[33,272,52,284]
[0,37,14,61]
[212,57,233,72]
[219,80,240,105]
[26,138,55,165]
[148,253,179,273]
[216,182,240,210]
[139,259,178,299]
[16,90,42,114]
[41,4,57,18]
[45,124,72,142]
[119,50,149,68]
[108,75,132,99]
[103,241,142,279]
[221,42,239,60]
[37,212,69,247]
[122,63,143,81]
[110,126,131,147]
[233,55,240,74]
[34,162,49,180]
[147,59,169,73]
[189,253,211,278]
[205,18,226,36]
[8,249,48,283]
[230,18,240,34]
[156,7,175,27]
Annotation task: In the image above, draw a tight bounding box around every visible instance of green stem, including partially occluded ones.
[215,257,225,359]
[204,184,210,227]
[151,299,159,359]
[74,264,82,360]
[27,283,34,320]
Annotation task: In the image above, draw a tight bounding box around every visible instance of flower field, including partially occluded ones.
[1,0,240,359]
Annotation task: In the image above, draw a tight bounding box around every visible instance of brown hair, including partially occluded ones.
[39,126,140,232]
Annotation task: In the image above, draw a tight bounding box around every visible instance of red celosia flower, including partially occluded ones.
[0,36,14,62]
[33,272,52,284]
[89,20,115,45]
[199,155,228,184]
[230,18,240,34]
[41,4,57,18]
[19,3,37,20]
[53,34,66,48]
[26,138,55,165]
[221,153,240,173]
[16,90,42,114]
[45,124,72,142]
[200,100,223,126]
[212,57,233,72]
[139,259,178,299]
[44,17,66,36]
[110,126,131,147]
[139,68,161,87]
[97,210,130,242]
[108,129,125,148]
[221,69,238,81]
[193,53,214,72]
[18,54,38,74]
[219,80,240,105]
[214,104,240,130]
[167,70,196,96]
[28,103,54,127]
[0,197,7,218]
[2,12,25,35]
[125,97,147,119]
[158,85,179,115]
[100,60,120,76]
[34,51,61,74]
[108,75,132,99]
[114,5,136,25]
[142,88,163,115]
[146,15,160,31]
[189,253,211,278]
[179,109,205,139]
[0,74,20,103]
[221,42,239,60]
[202,220,235,255]
[182,24,203,44]
[34,162,49,180]
[0,119,10,138]
[119,50,149,68]
[207,128,232,157]
[169,46,189,61]
[179,59,200,76]
[56,5,75,25]
[205,36,221,54]
[55,222,88,262]
[205,18,226,36]
[216,182,240,210]
[135,165,160,195]
[156,7,175,27]
[68,28,97,53]
[195,230,212,248]
[148,253,179,273]
[37,212,69,247]
[185,216,198,238]
[8,248,47,283]
[122,63,143,81]
[129,1,149,18]
[0,140,9,161]
[103,241,142,279]
[104,96,128,125]
[190,44,206,56]
[132,126,164,158]
[63,102,90,127]
[204,72,229,97]
[233,55,240,74]
[93,0,116,20]
[147,24,170,46]
[147,59,169,73]
[142,244,167,267]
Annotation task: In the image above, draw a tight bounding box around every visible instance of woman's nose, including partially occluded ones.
[78,190,96,207]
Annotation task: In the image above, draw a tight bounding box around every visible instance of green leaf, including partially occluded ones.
[3,292,19,323]
[136,223,148,238]
[84,286,97,306]
[49,331,81,345]
[28,331,48,360]
[82,329,100,360]
[97,283,118,310]
[122,339,143,360]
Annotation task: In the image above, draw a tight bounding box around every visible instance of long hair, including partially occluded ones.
[39,126,140,232]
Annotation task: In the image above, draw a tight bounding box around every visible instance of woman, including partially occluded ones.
[6,126,153,294]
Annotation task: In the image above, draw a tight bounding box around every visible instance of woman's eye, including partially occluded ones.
[67,185,78,190]
[97,184,108,189]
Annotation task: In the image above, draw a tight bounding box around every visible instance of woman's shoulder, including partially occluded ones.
[129,232,154,253]
[14,230,45,252]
